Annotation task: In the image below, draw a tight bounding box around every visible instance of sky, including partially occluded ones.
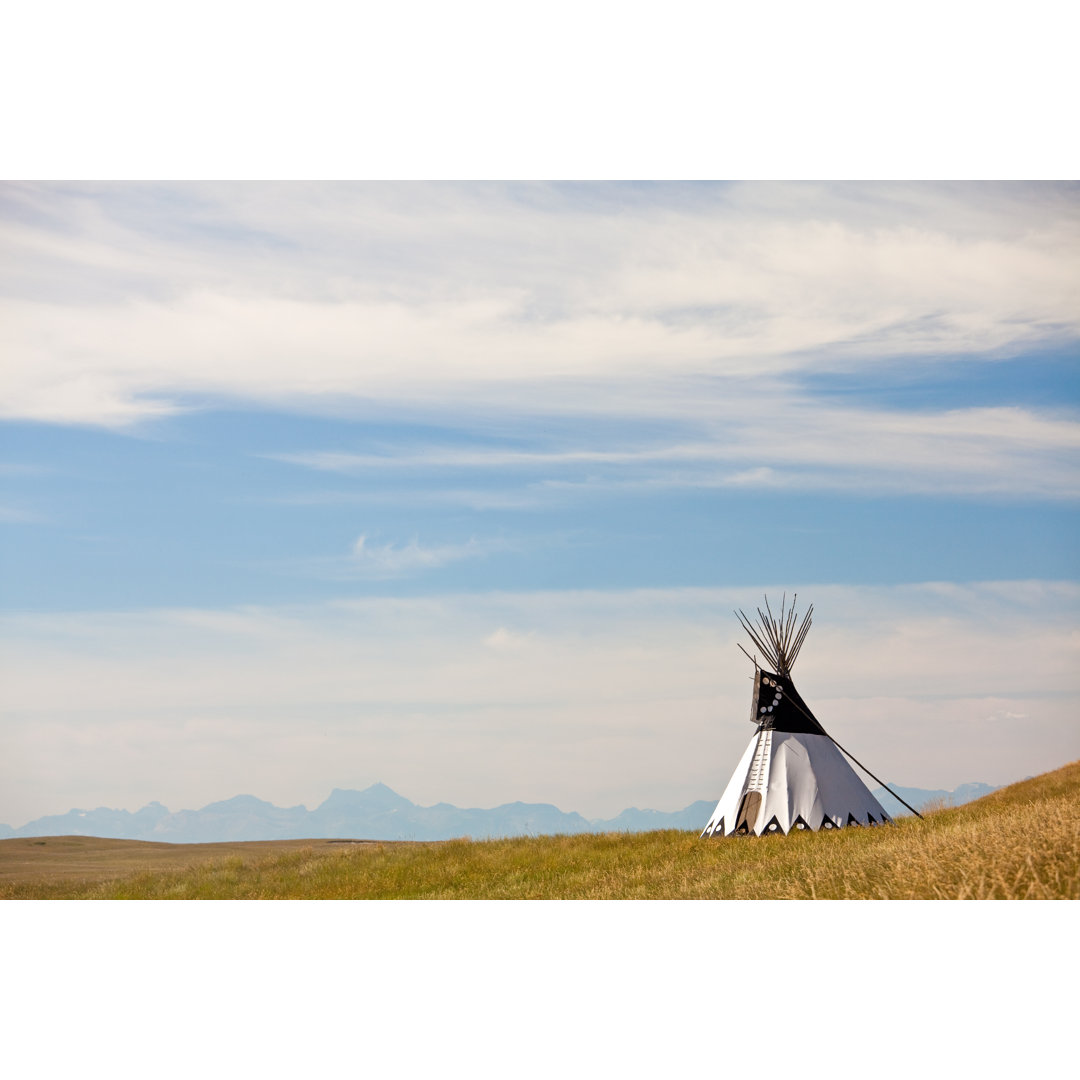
[2,181,1079,826]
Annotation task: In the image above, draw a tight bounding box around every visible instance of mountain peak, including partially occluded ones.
[200,794,278,813]
[317,784,414,813]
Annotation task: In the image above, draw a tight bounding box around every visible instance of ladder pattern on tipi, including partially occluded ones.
[746,729,772,795]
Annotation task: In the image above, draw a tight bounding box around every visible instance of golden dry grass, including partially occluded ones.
[4,761,1077,899]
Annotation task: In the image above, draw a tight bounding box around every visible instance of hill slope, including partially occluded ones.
[3,762,1076,899]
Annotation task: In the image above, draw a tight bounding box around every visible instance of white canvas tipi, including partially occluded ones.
[701,597,892,838]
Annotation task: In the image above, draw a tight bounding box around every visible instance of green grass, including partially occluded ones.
[4,761,1078,899]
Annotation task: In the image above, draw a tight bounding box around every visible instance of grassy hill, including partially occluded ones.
[3,761,1077,899]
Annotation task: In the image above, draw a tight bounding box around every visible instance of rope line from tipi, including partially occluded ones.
[769,690,925,820]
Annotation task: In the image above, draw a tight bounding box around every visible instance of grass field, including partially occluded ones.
[3,761,1077,899]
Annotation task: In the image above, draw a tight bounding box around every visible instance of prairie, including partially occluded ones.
[3,761,1077,899]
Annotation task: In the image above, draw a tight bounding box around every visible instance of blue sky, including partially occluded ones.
[2,181,1079,824]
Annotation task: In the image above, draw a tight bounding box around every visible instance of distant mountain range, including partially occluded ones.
[871,781,999,819]
[0,780,998,844]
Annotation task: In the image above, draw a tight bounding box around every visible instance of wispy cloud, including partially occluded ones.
[267,400,1080,499]
[2,182,1077,427]
[351,534,507,578]
[264,534,516,582]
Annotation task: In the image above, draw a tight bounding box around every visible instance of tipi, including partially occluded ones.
[701,596,895,838]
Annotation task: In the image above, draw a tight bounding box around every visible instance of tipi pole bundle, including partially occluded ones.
[734,593,813,676]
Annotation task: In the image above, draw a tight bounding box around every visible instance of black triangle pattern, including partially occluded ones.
[761,815,784,836]
[704,811,887,837]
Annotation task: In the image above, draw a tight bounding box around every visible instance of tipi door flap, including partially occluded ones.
[735,790,762,834]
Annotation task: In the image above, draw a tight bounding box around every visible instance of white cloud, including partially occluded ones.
[269,400,1080,499]
[2,182,1077,427]
[2,581,1077,825]
[5,182,1077,497]
[351,534,503,577]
